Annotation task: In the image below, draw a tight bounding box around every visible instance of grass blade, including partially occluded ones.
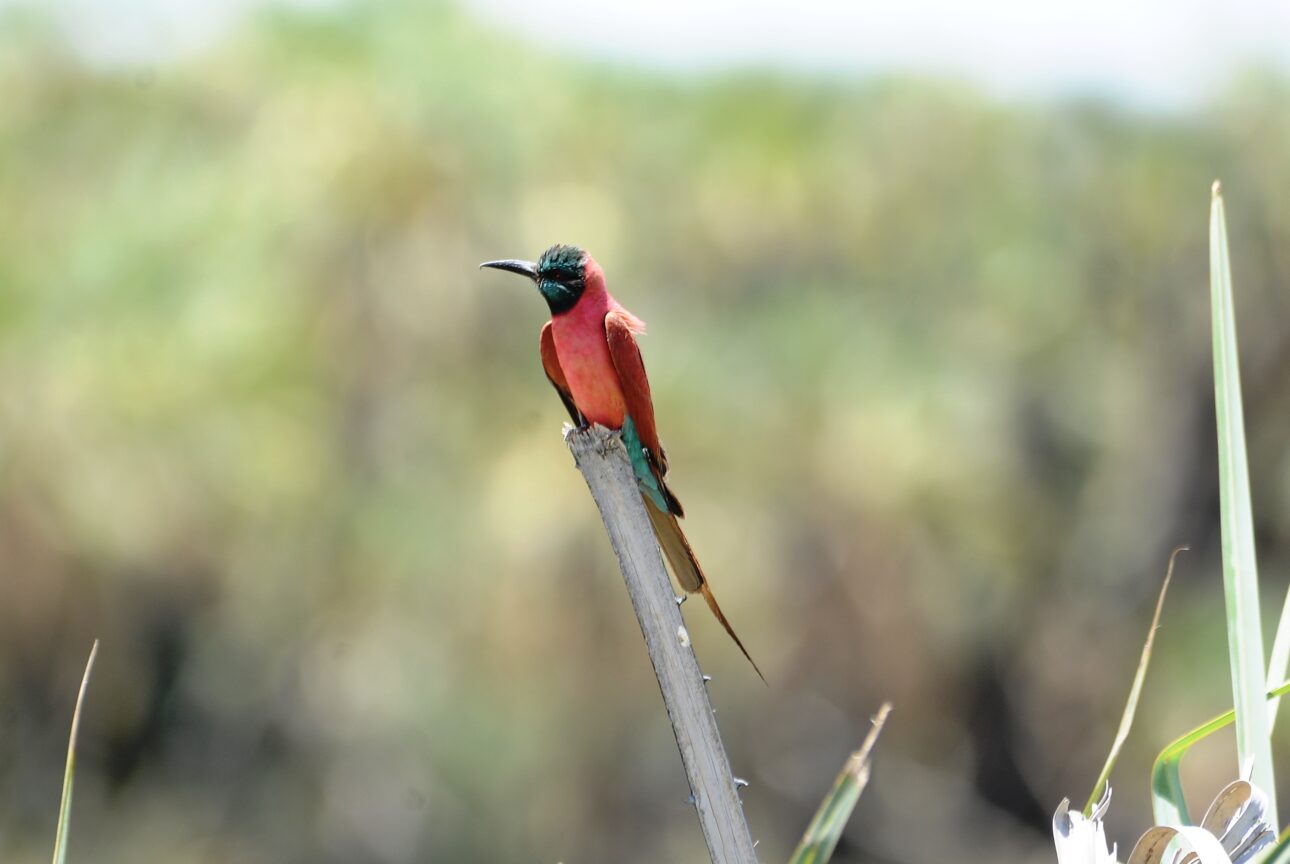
[788,702,891,864]
[1083,546,1185,815]
[1151,708,1231,827]
[1266,585,1290,732]
[52,640,98,864]
[1150,681,1290,827]
[1256,830,1290,864]
[1209,181,1276,826]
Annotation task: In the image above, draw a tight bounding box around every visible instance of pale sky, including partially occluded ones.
[11,0,1290,110]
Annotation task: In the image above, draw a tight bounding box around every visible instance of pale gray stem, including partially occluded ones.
[565,425,759,864]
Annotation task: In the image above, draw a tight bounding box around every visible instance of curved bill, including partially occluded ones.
[479,259,538,279]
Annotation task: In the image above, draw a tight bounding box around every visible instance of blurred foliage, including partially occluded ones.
[2,2,1290,862]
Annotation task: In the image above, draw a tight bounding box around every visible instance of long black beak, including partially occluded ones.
[479,259,538,279]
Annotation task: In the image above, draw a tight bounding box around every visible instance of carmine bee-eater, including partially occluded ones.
[481,244,763,681]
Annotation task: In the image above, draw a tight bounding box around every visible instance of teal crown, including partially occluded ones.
[536,244,587,314]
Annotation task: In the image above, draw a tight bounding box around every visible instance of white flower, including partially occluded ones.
[1127,780,1274,864]
[1053,780,1276,864]
[1053,787,1119,864]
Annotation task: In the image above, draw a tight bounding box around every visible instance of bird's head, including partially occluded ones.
[480,244,599,315]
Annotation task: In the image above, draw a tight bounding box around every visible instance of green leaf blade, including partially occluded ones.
[1083,547,1183,816]
[1209,182,1276,826]
[1150,709,1230,826]
[52,640,98,864]
[788,703,891,864]
[1149,681,1290,828]
[1256,831,1290,864]
[1266,586,1290,731]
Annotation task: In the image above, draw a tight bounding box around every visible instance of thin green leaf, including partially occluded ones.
[788,702,891,864]
[1209,181,1276,825]
[1255,828,1290,864]
[1083,546,1185,815]
[1266,585,1290,732]
[1150,680,1290,827]
[52,640,98,864]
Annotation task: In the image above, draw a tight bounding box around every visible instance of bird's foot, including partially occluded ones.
[561,420,595,441]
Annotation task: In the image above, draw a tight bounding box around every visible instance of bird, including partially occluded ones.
[481,244,763,681]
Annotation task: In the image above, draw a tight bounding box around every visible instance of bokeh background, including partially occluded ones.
[2,1,1290,862]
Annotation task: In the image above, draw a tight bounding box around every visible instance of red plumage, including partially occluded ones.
[542,254,764,682]
[482,246,763,680]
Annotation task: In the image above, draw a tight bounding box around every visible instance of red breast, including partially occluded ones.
[550,257,628,429]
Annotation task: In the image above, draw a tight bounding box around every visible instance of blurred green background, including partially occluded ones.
[2,2,1290,862]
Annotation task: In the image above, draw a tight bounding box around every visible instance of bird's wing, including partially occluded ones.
[604,309,662,464]
[605,309,682,514]
[540,321,582,425]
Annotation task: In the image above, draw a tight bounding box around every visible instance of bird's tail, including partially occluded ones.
[643,496,765,683]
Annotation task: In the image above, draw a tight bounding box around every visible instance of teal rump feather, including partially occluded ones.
[621,415,670,512]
